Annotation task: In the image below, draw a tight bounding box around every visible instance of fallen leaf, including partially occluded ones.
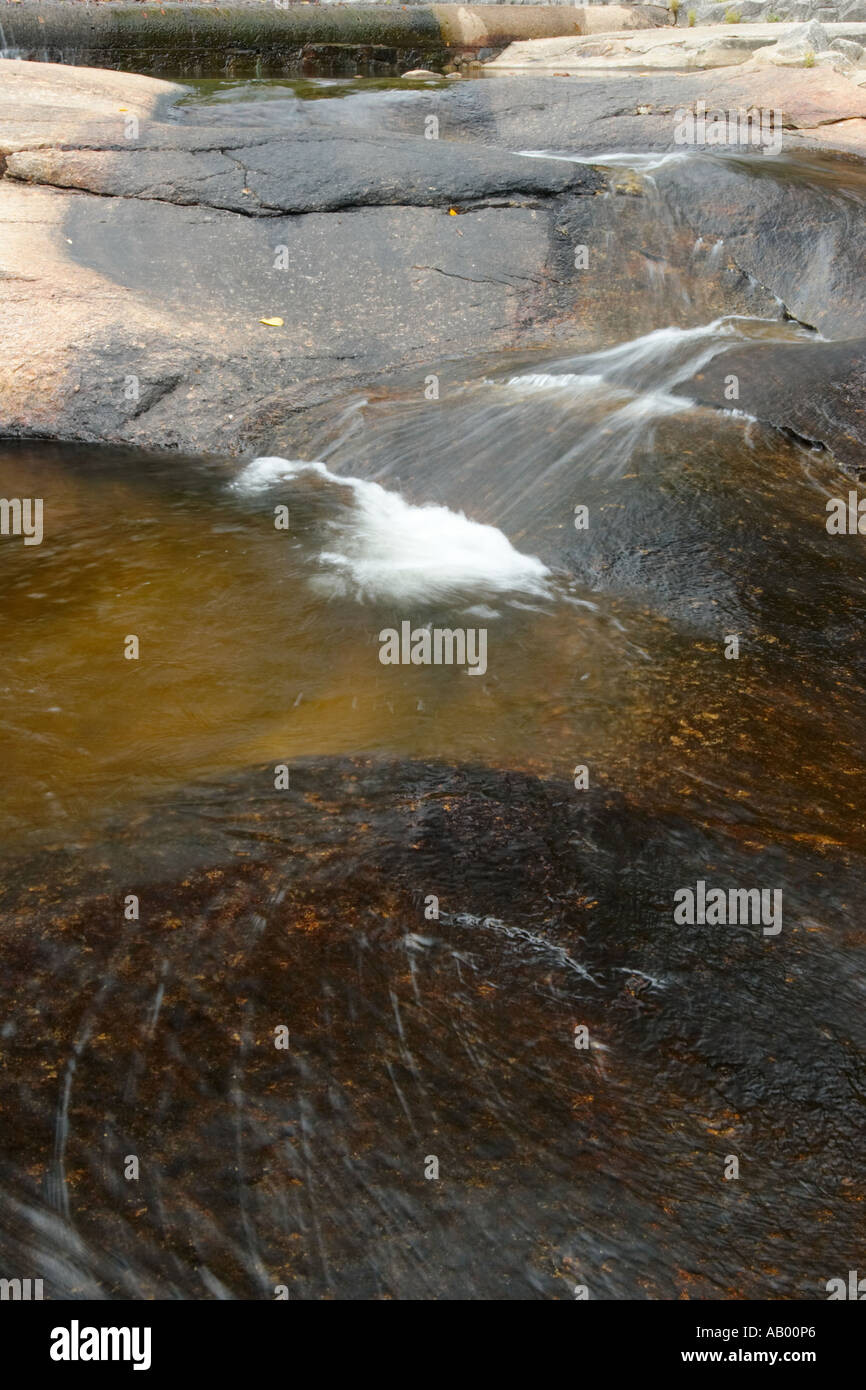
[259,317,284,327]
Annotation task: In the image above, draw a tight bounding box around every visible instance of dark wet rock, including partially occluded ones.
[685,335,866,472]
[652,151,866,340]
[0,757,862,1298]
[0,63,615,453]
[1,193,610,455]
[3,61,866,464]
[12,172,785,458]
[0,72,791,458]
[353,79,866,340]
[6,131,603,215]
[356,66,866,152]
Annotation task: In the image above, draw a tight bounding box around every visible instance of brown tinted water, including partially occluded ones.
[0,330,862,857]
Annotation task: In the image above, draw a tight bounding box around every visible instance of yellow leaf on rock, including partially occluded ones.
[259,317,284,327]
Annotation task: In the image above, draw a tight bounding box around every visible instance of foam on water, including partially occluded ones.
[232,457,553,605]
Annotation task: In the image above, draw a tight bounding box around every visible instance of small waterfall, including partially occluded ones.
[0,23,27,61]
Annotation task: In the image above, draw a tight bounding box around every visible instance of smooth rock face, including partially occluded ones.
[0,188,597,455]
[2,59,866,467]
[686,337,866,472]
[398,57,866,137]
[0,60,610,454]
[367,56,866,153]
[650,153,866,342]
[5,132,602,215]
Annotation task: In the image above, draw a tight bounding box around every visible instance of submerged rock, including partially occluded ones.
[0,756,862,1298]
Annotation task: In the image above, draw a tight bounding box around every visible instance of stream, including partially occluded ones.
[0,78,864,1301]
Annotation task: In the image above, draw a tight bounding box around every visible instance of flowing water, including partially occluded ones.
[0,93,864,1299]
[1,315,861,856]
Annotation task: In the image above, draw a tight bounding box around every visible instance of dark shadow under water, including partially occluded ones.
[0,757,863,1300]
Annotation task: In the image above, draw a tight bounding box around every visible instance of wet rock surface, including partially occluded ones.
[650,151,866,340]
[0,757,862,1298]
[381,56,866,142]
[1,191,611,455]
[2,59,866,465]
[687,335,866,472]
[5,127,604,215]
